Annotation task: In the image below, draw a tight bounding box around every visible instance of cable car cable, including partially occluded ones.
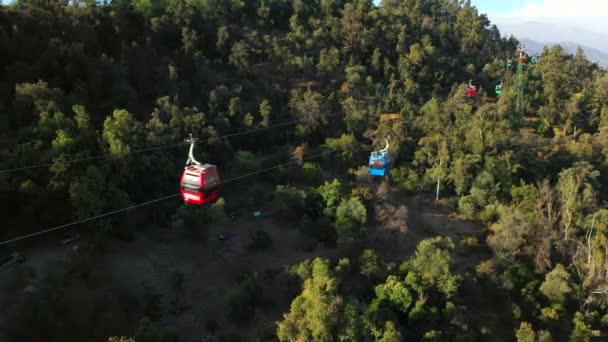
[1,83,461,175]
[0,110,348,175]
[0,193,182,246]
[0,138,372,246]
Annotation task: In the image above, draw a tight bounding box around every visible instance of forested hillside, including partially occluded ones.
[1,0,607,341]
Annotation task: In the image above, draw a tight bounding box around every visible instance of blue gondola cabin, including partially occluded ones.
[369,151,390,177]
[180,164,220,205]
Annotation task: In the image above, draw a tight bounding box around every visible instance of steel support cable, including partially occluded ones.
[0,110,348,174]
[1,82,461,175]
[0,138,371,246]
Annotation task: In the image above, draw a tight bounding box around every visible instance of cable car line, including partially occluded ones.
[0,138,371,246]
[0,111,348,175]
[1,76,497,177]
[0,141,189,174]
[0,193,182,246]
[1,84,464,176]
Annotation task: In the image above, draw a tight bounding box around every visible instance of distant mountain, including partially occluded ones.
[520,38,608,66]
[491,18,608,56]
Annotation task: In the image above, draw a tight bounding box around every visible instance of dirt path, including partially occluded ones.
[370,187,483,262]
[369,186,514,339]
[0,185,500,341]
[92,213,337,339]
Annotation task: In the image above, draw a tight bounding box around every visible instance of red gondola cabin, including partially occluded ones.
[180,164,220,205]
[467,85,477,97]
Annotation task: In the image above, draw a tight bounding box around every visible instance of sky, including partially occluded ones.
[468,0,608,55]
[469,0,608,16]
[469,0,533,15]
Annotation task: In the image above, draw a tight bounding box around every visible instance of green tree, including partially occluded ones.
[557,162,599,241]
[108,337,135,342]
[378,321,401,342]
[69,165,106,220]
[335,195,367,245]
[302,162,323,186]
[290,89,330,137]
[224,274,260,323]
[274,185,307,222]
[325,133,359,165]
[341,96,368,134]
[216,25,230,50]
[259,99,272,127]
[277,258,360,341]
[401,237,461,297]
[13,80,63,126]
[487,207,532,260]
[229,40,251,72]
[570,312,592,342]
[516,322,536,342]
[102,109,143,155]
[539,264,571,304]
[360,248,382,280]
[373,275,413,313]
[315,179,343,218]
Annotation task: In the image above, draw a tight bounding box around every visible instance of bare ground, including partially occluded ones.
[0,185,506,341]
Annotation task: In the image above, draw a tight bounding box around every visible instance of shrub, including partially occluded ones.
[302,162,322,186]
[458,236,479,255]
[273,185,307,222]
[224,274,261,323]
[248,229,273,251]
[143,286,163,321]
[351,185,373,203]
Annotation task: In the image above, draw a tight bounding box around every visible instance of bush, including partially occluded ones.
[391,166,421,192]
[349,165,371,182]
[335,196,368,246]
[263,164,290,184]
[171,205,207,239]
[539,264,571,304]
[273,185,306,222]
[295,234,318,252]
[229,150,259,176]
[205,319,220,333]
[475,260,496,279]
[360,248,383,280]
[336,258,351,275]
[457,236,479,255]
[351,185,373,203]
[248,229,273,251]
[423,330,442,341]
[224,274,261,323]
[143,286,164,321]
[458,195,477,219]
[301,162,322,186]
[499,262,533,291]
[540,304,563,323]
[300,214,336,244]
[108,337,134,342]
[67,249,94,280]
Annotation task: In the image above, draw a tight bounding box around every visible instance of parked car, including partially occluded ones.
[217,232,233,241]
[60,232,80,245]
[3,252,25,266]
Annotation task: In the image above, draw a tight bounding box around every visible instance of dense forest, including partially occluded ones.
[1,0,608,341]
